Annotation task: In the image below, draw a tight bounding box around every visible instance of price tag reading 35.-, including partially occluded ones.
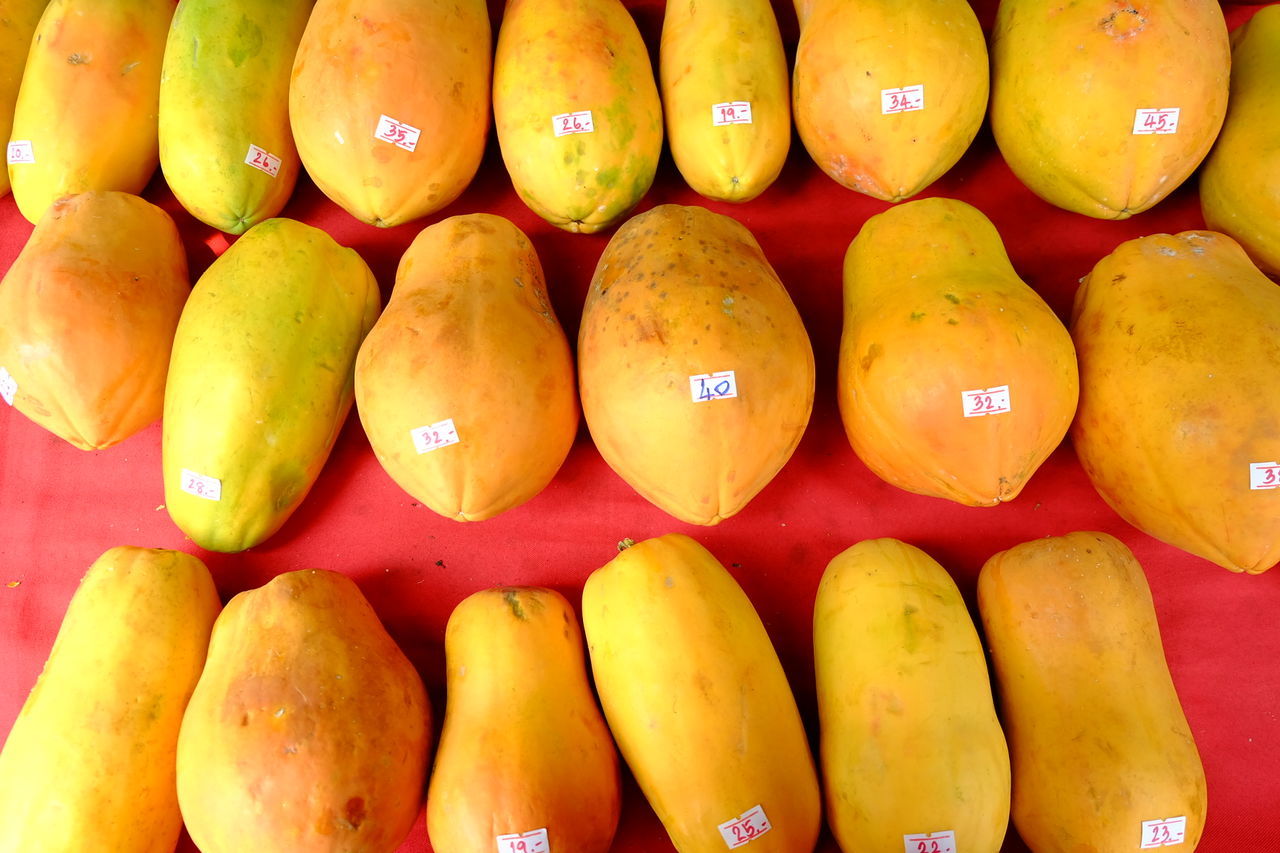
[712,101,753,126]
[717,805,772,849]
[962,384,1011,417]
[180,469,222,502]
[496,827,549,853]
[244,143,282,178]
[0,366,17,406]
[904,830,957,853]
[410,418,460,455]
[690,370,738,402]
[374,114,422,151]
[552,110,594,137]
[1140,816,1187,848]
[881,84,925,114]
[1250,461,1280,490]
[6,140,34,164]
[1133,108,1180,135]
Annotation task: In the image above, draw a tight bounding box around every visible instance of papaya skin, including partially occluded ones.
[0,0,50,198]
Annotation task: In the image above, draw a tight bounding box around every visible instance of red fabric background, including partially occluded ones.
[1,2,1277,851]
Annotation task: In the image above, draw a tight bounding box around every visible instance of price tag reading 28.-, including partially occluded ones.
[374,114,422,151]
[962,385,1011,417]
[410,418,460,455]
[717,805,772,849]
[180,469,222,502]
[690,370,738,402]
[552,110,594,137]
[496,827,549,853]
[1250,461,1280,490]
[244,143,282,178]
[904,830,957,853]
[1133,108,1180,135]
[1140,816,1187,848]
[881,85,925,114]
[712,101,753,126]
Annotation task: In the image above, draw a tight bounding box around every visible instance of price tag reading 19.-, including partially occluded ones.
[552,110,594,137]
[0,366,17,406]
[881,84,925,114]
[1133,108,1180,135]
[6,140,34,164]
[410,418,460,455]
[712,101,753,126]
[1249,461,1280,490]
[962,384,1011,417]
[717,805,772,849]
[180,469,222,502]
[496,827,549,853]
[690,370,738,402]
[904,830,958,853]
[374,114,422,152]
[1140,816,1188,848]
[244,143,282,178]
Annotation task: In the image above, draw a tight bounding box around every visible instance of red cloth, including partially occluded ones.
[1,2,1277,851]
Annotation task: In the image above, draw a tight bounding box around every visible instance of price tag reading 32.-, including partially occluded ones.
[374,114,422,151]
[180,469,222,502]
[717,805,772,849]
[1250,461,1280,490]
[6,140,34,164]
[904,830,957,853]
[552,110,594,137]
[410,418,460,455]
[1133,108,1180,135]
[0,366,17,406]
[962,385,1011,417]
[690,370,739,402]
[244,143,282,178]
[881,85,925,114]
[712,101,753,126]
[1140,816,1187,848]
[496,827,549,853]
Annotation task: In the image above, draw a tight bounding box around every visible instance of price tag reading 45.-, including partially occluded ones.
[717,805,772,849]
[690,370,738,402]
[1140,816,1187,848]
[552,110,594,136]
[712,101,753,126]
[410,418,460,455]
[881,84,925,114]
[496,827,549,853]
[180,469,222,502]
[1133,108,1180,135]
[962,385,1011,417]
[904,830,957,853]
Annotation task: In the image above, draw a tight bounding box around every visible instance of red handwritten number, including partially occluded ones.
[513,842,528,853]
[1144,112,1169,131]
[1264,468,1278,486]
[720,106,735,122]
[971,394,993,413]
[1150,825,1173,845]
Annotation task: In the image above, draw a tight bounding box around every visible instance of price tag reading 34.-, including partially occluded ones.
[0,366,17,406]
[552,110,594,137]
[374,114,422,151]
[1140,816,1187,848]
[496,827,549,853]
[244,143,282,178]
[904,830,957,853]
[410,418,460,455]
[962,384,1011,417]
[1250,461,1280,490]
[180,469,222,502]
[717,805,772,849]
[6,140,34,164]
[881,84,925,114]
[712,101,753,126]
[690,370,739,402]
[1133,108,1180,135]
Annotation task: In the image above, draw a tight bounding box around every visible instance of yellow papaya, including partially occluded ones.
[1071,230,1280,573]
[426,587,620,853]
[158,0,315,234]
[177,569,430,853]
[0,546,220,853]
[162,218,380,553]
[0,0,49,198]
[837,198,1078,506]
[289,0,490,227]
[814,538,1010,853]
[792,0,988,202]
[990,0,1230,219]
[659,0,789,202]
[494,0,662,233]
[7,0,173,223]
[0,191,188,450]
[978,531,1207,852]
[581,534,821,853]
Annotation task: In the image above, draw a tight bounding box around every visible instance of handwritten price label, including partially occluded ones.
[244,143,282,177]
[904,830,957,853]
[180,468,222,502]
[1133,108,1180,135]
[6,140,34,164]
[0,366,16,406]
[717,805,771,849]
[1140,816,1187,848]
[962,385,1011,417]
[1250,462,1280,490]
[410,418,460,455]
[552,110,594,136]
[712,101,753,126]
[881,85,925,114]
[690,370,738,402]
[496,828,549,853]
[374,114,422,151]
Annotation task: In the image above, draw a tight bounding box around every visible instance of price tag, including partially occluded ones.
[690,370,738,402]
[0,366,16,406]
[1140,816,1187,848]
[962,385,1011,417]
[881,85,925,114]
[410,418,460,454]
[904,830,957,853]
[6,140,34,164]
[1250,462,1280,490]
[1133,108,1180,135]
[244,143,282,177]
[712,101,753,126]
[496,827,549,853]
[374,114,422,151]
[552,110,594,137]
[180,468,222,502]
[717,805,771,849]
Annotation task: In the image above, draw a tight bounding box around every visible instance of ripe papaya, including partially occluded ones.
[355,214,577,521]
[838,197,1078,506]
[792,0,988,202]
[0,0,49,198]
[581,534,821,853]
[494,0,662,233]
[426,587,620,853]
[0,191,188,450]
[177,569,430,853]
[0,546,220,853]
[978,531,1207,852]
[162,218,380,553]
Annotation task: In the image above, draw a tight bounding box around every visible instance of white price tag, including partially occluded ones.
[6,140,34,164]
[496,827,549,853]
[962,385,1011,417]
[881,85,925,114]
[410,418,460,454]
[244,143,281,177]
[1140,816,1187,848]
[712,101,753,126]
[180,468,222,502]
[0,366,16,406]
[905,830,957,853]
[374,114,422,151]
[690,370,738,402]
[552,110,594,136]
[718,805,771,849]
[1250,462,1280,490]
[1133,108,1180,135]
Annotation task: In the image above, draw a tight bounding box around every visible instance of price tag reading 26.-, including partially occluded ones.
[496,827,549,853]
[1250,461,1280,490]
[962,385,1011,417]
[1133,108,1180,135]
[244,143,282,177]
[717,805,772,849]
[712,101,753,126]
[1140,816,1187,848]
[881,85,925,114]
[6,141,33,164]
[410,418,460,455]
[904,830,957,853]
[374,114,422,151]
[690,370,738,402]
[552,110,594,137]
[180,469,222,502]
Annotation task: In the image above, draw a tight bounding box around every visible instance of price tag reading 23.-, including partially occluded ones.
[1140,816,1187,848]
[904,830,957,853]
[718,805,772,849]
[553,110,594,136]
[496,827,549,853]
[962,385,1011,417]
[690,370,738,402]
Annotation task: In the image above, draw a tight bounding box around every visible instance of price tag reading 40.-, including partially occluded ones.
[1133,108,1180,135]
[962,385,1011,417]
[244,143,281,178]
[180,469,222,502]
[904,830,957,853]
[690,370,738,402]
[881,84,925,114]
[718,805,772,849]
[1250,462,1280,490]
[374,114,422,151]
[552,110,594,137]
[712,101,753,126]
[410,418,460,455]
[1140,816,1187,848]
[496,827,549,853]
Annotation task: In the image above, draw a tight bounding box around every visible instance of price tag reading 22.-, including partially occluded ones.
[496,827,549,853]
[712,101,753,126]
[962,385,1011,417]
[1140,816,1187,848]
[881,85,925,114]
[690,370,738,402]
[718,805,772,849]
[904,830,957,853]
[553,110,594,136]
[1133,108,1180,135]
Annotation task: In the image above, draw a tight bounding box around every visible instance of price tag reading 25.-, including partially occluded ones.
[374,114,422,151]
[496,827,549,853]
[1133,108,1180,135]
[881,85,925,114]
[180,469,222,502]
[1140,816,1187,848]
[904,830,957,853]
[962,385,1011,417]
[553,110,594,136]
[717,805,772,849]
[690,370,738,402]
[712,101,753,126]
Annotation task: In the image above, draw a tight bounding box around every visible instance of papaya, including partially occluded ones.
[837,197,1078,506]
[355,214,577,521]
[1200,4,1280,276]
[990,0,1230,219]
[158,0,315,234]
[289,0,490,227]
[581,534,821,853]
[7,0,173,224]
[1071,230,1280,573]
[0,191,188,450]
[578,204,814,524]
[0,0,49,198]
[426,587,620,853]
[177,569,430,853]
[792,0,988,202]
[162,218,380,553]
[659,0,789,202]
[0,546,220,853]
[978,531,1207,852]
[494,0,662,233]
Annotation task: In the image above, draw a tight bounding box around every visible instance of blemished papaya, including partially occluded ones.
[162,218,380,553]
[581,534,821,853]
[838,197,1078,506]
[978,532,1207,852]
[1071,230,1280,573]
[0,191,188,450]
[0,547,220,853]
[0,0,50,198]
[426,587,620,853]
[355,214,577,522]
[792,0,988,202]
[289,0,490,227]
[177,569,430,853]
[494,0,662,233]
